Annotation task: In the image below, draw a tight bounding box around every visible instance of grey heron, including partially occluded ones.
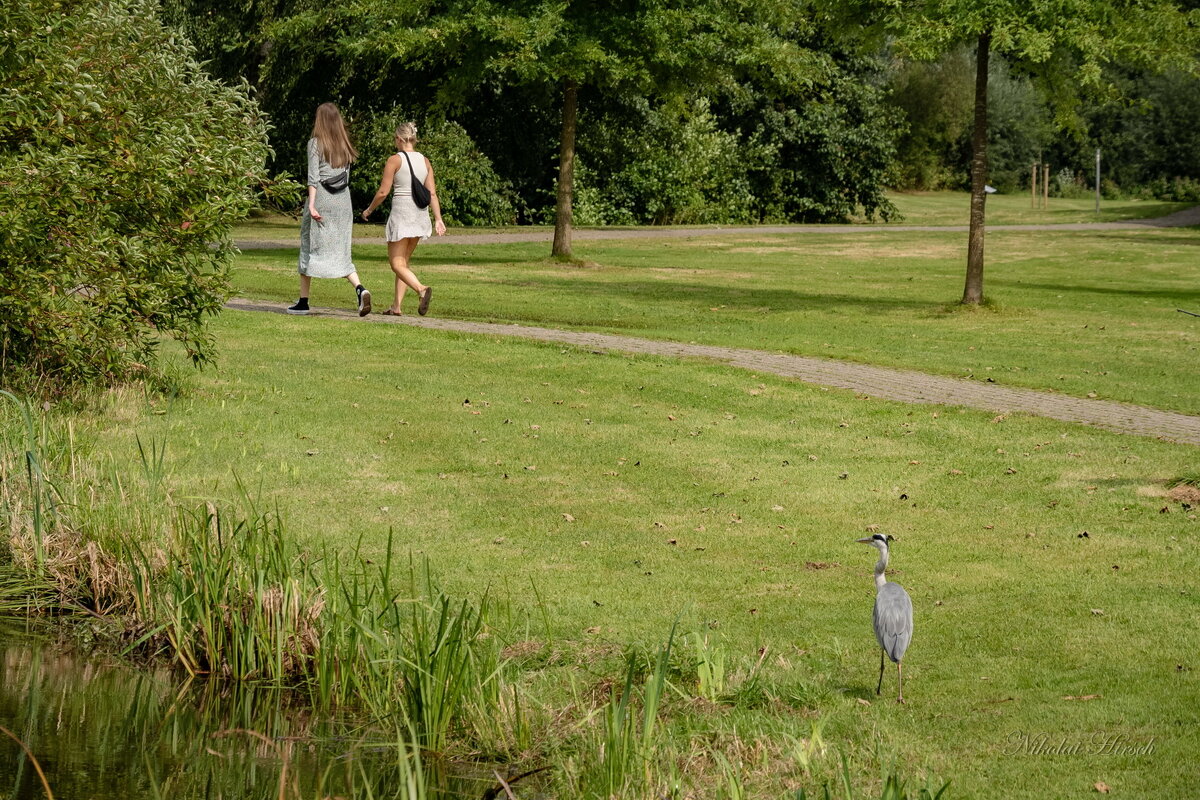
[856,533,913,703]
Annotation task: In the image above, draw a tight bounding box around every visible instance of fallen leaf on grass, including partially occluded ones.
[1063,694,1102,701]
[562,513,575,522]
[857,698,871,706]
[865,524,880,533]
[1094,782,1110,794]
[1090,609,1104,616]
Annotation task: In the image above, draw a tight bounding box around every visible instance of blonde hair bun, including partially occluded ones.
[394,122,419,144]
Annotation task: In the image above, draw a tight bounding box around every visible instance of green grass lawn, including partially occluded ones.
[71,305,1198,798]
[231,225,1200,415]
[877,191,1192,226]
[16,203,1196,797]
[233,193,1189,240]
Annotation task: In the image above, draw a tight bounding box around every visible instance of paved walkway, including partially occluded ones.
[226,298,1200,446]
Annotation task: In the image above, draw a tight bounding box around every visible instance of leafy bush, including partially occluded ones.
[352,109,518,227]
[576,98,756,226]
[0,0,270,397]
[739,68,902,223]
[1134,176,1200,203]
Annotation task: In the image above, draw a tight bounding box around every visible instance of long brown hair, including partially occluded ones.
[311,102,356,169]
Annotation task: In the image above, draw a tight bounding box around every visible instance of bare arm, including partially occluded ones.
[425,156,446,236]
[361,155,402,220]
[306,140,322,221]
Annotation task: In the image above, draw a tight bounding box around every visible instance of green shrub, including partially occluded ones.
[352,109,518,227]
[573,98,756,226]
[1134,176,1200,203]
[0,0,271,397]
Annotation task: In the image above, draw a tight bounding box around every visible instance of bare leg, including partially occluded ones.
[387,238,425,313]
[897,662,905,704]
[877,649,885,695]
[299,275,311,297]
[343,271,369,314]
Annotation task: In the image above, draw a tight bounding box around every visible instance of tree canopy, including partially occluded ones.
[265,0,838,255]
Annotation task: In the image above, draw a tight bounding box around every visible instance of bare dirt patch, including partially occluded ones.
[1167,485,1200,505]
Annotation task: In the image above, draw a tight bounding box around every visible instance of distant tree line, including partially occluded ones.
[162,0,1199,233]
[890,48,1200,201]
[160,0,904,239]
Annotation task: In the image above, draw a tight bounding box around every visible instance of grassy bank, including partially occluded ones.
[5,302,1194,798]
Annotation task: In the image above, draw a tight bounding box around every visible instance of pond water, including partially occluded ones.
[0,624,501,800]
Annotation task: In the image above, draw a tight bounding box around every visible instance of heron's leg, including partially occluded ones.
[876,649,885,695]
[897,661,905,704]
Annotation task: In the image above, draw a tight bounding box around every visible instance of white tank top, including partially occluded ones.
[392,151,428,197]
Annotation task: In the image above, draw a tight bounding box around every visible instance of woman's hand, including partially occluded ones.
[361,209,371,222]
[434,219,447,236]
[309,203,322,222]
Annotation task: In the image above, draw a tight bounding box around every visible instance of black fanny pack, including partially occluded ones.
[320,170,349,193]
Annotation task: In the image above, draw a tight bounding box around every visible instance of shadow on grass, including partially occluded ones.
[484,276,942,318]
[989,279,1200,303]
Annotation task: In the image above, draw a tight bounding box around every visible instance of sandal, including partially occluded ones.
[381,309,403,316]
[418,287,432,316]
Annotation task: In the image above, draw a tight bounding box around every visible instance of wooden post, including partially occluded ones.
[1042,163,1050,209]
[1031,163,1038,209]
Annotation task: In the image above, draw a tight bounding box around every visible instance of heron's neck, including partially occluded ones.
[874,549,888,590]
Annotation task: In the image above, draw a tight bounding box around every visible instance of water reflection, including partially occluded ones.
[0,624,499,799]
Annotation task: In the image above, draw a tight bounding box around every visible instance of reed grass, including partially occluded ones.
[0,381,1130,797]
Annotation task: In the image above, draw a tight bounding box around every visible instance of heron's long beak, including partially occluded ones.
[854,537,874,544]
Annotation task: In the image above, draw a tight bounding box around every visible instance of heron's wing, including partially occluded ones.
[873,583,913,663]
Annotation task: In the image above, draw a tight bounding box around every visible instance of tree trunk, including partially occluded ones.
[962,31,990,305]
[551,79,578,259]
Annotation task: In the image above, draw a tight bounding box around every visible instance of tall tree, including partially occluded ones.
[323,0,826,258]
[877,0,1198,304]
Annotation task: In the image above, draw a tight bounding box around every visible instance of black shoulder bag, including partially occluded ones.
[402,152,432,209]
[320,170,349,193]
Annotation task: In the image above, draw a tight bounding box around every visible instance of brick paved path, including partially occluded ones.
[227,298,1200,446]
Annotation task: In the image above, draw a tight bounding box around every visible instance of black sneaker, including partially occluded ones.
[286,299,309,315]
[357,287,371,316]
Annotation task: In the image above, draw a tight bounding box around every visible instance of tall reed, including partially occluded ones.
[569,624,678,798]
[0,390,51,573]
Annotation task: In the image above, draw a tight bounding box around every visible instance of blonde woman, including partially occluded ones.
[289,102,372,316]
[360,122,445,316]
